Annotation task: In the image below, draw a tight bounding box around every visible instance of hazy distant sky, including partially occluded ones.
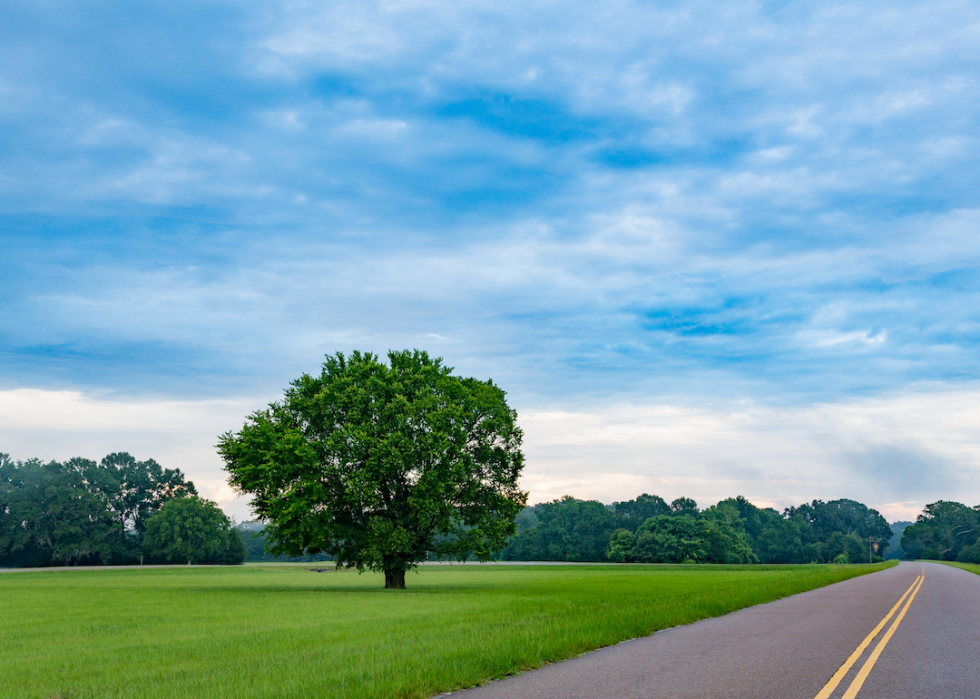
[2,1,979,521]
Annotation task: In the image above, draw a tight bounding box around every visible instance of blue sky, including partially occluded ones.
[2,0,980,519]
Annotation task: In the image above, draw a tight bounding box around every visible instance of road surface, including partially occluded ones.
[452,561,980,699]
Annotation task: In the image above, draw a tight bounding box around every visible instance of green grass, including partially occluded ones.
[0,561,893,699]
[936,561,980,575]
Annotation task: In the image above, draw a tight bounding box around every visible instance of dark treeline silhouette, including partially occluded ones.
[500,494,894,564]
[901,501,980,562]
[0,453,245,567]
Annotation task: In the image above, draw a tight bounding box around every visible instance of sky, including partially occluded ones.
[2,0,980,522]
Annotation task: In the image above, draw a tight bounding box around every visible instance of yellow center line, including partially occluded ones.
[812,572,922,699]
[839,571,924,699]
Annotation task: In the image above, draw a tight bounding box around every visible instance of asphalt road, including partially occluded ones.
[452,561,980,699]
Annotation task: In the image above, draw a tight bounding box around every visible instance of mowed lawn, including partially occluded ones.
[1,562,892,699]
[939,561,980,575]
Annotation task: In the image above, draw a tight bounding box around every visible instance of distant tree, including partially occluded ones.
[630,515,706,563]
[0,454,45,566]
[501,497,625,562]
[610,509,757,564]
[708,497,814,564]
[48,457,122,565]
[902,501,980,561]
[614,494,670,529]
[0,456,118,566]
[821,531,867,564]
[670,497,699,518]
[218,525,248,565]
[606,528,637,562]
[142,496,244,565]
[100,452,196,551]
[511,506,540,536]
[219,350,526,588]
[714,497,771,543]
[753,514,812,563]
[787,499,892,556]
[700,501,758,563]
[637,495,888,565]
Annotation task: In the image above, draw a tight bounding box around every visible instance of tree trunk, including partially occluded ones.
[384,569,406,589]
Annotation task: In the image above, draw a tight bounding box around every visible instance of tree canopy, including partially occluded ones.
[100,452,197,541]
[0,452,218,567]
[143,496,246,565]
[219,350,527,588]
[501,494,892,564]
[504,496,622,562]
[901,501,980,562]
[613,493,669,528]
[0,456,117,566]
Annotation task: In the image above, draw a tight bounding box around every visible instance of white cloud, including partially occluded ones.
[0,389,263,520]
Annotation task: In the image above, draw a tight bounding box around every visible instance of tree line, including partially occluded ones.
[499,494,894,564]
[0,453,245,566]
[4,448,975,570]
[901,500,980,563]
[0,448,917,569]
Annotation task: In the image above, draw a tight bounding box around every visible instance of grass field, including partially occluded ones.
[0,562,892,699]
[938,561,980,575]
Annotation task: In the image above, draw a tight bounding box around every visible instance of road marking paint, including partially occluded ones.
[812,573,922,699]
[839,571,924,699]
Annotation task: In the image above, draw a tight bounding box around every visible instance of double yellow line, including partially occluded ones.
[813,569,924,699]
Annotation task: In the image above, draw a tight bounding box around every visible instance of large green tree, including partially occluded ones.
[218,350,527,588]
[902,501,980,561]
[142,496,245,565]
